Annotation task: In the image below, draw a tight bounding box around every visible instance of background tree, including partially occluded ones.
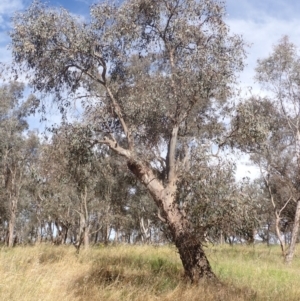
[231,36,300,263]
[255,36,300,264]
[0,82,37,247]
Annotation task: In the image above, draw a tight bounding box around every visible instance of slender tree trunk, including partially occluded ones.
[266,222,270,247]
[78,212,89,249]
[285,199,300,264]
[36,227,41,244]
[36,219,42,244]
[8,198,17,247]
[291,132,300,258]
[103,225,108,245]
[83,225,90,249]
[47,221,53,242]
[6,171,20,247]
[140,217,151,243]
[275,213,286,257]
[63,225,69,244]
[114,227,119,243]
[264,174,287,257]
[93,223,100,244]
[220,230,224,245]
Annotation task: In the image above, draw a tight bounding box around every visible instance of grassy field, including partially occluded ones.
[0,243,299,301]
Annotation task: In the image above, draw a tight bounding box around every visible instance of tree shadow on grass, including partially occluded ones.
[70,253,258,301]
[72,255,180,298]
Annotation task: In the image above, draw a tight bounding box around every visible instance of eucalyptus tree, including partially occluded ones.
[11,0,245,281]
[40,123,105,248]
[258,40,300,264]
[232,37,300,263]
[16,131,41,244]
[255,37,300,264]
[0,82,38,246]
[22,135,70,244]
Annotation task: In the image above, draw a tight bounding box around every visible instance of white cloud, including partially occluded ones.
[228,12,300,91]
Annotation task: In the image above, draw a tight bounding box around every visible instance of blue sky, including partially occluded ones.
[0,0,300,178]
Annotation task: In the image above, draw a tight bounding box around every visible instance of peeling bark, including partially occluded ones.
[175,232,215,281]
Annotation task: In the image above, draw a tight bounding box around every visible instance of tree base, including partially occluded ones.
[174,232,216,283]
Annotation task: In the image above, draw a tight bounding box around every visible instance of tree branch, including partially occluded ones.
[97,137,132,159]
[166,125,179,186]
[105,86,134,151]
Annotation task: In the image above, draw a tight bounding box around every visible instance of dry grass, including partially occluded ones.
[0,243,299,301]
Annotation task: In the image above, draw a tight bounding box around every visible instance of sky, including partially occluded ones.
[0,0,300,178]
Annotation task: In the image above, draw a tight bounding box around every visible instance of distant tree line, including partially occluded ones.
[0,78,299,257]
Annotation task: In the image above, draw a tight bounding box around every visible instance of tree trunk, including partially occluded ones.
[159,188,216,281]
[166,209,216,282]
[78,212,89,249]
[36,219,42,244]
[140,217,151,243]
[220,230,224,245]
[103,225,108,244]
[175,231,215,281]
[266,221,270,247]
[84,225,90,249]
[274,212,286,257]
[63,224,69,244]
[127,159,216,282]
[93,224,100,244]
[114,227,119,243]
[265,175,287,257]
[80,185,89,249]
[285,199,300,264]
[8,198,17,247]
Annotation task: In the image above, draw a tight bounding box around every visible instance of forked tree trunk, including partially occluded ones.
[127,160,216,283]
[275,212,286,257]
[285,199,300,264]
[265,175,287,257]
[140,217,151,243]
